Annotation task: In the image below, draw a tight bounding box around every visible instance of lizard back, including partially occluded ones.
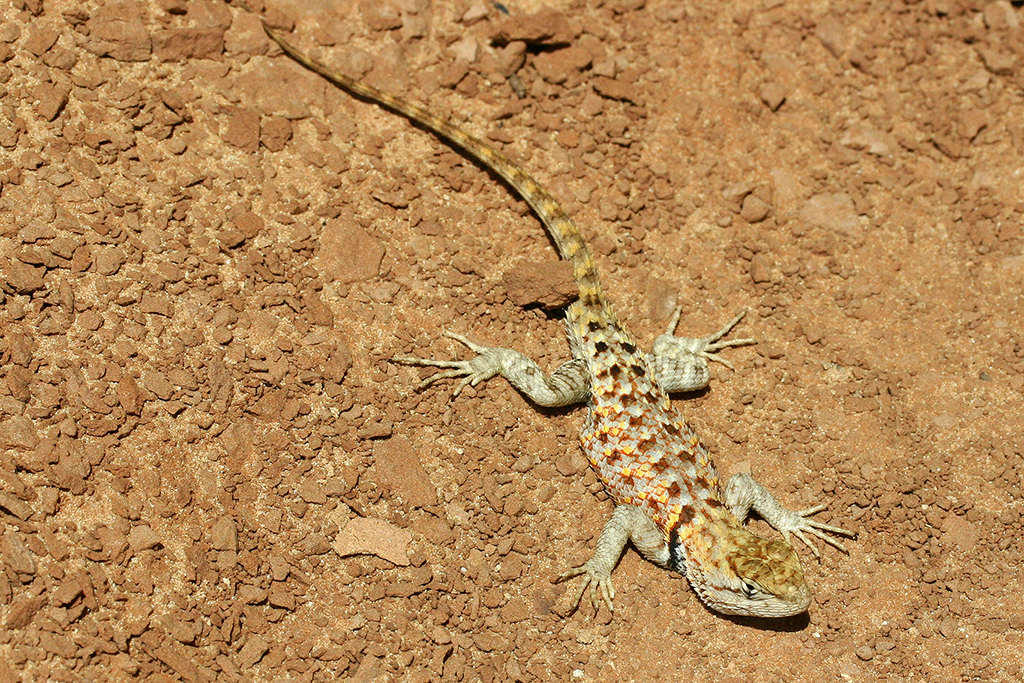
[575,306,729,539]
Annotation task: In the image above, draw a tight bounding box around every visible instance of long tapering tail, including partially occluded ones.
[262,24,607,309]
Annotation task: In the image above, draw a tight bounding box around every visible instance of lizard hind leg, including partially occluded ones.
[394,332,504,397]
[393,332,592,407]
[650,308,756,393]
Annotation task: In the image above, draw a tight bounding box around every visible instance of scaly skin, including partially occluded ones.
[260,16,855,618]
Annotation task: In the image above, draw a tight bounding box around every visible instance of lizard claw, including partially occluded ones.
[557,563,616,613]
[393,332,506,397]
[694,309,756,369]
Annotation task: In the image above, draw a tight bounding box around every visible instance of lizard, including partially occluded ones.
[260,15,855,618]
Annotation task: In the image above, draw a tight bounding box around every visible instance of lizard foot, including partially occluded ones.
[650,309,756,392]
[724,472,857,559]
[663,307,756,370]
[393,332,506,397]
[774,505,858,559]
[556,562,616,613]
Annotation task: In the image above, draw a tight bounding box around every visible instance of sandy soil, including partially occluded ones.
[2,0,1024,681]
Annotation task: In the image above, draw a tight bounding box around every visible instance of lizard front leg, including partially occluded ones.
[394,332,591,407]
[724,472,857,557]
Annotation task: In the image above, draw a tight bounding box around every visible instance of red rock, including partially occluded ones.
[332,516,413,566]
[372,437,437,508]
[411,516,454,545]
[22,27,59,56]
[86,3,153,62]
[143,372,175,400]
[48,453,91,493]
[0,257,45,293]
[253,389,286,417]
[501,261,576,310]
[237,583,267,604]
[4,594,46,629]
[799,193,859,235]
[210,517,237,552]
[93,248,126,276]
[977,46,1017,76]
[267,585,295,611]
[39,631,77,659]
[297,481,327,505]
[983,1,1019,30]
[1,532,36,576]
[741,195,771,223]
[0,492,33,521]
[759,82,786,111]
[154,28,225,61]
[0,416,39,449]
[5,366,31,402]
[592,75,640,103]
[222,107,261,152]
[50,236,84,259]
[501,595,532,622]
[140,293,174,317]
[7,333,35,367]
[117,376,145,415]
[494,10,576,45]
[317,220,385,285]
[236,634,269,667]
[816,16,849,59]
[260,116,292,152]
[34,82,70,121]
[533,46,592,84]
[301,291,334,327]
[360,0,403,32]
[141,633,206,683]
[127,525,162,551]
[51,578,85,606]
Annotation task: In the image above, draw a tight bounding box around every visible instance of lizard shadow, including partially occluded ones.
[718,610,811,632]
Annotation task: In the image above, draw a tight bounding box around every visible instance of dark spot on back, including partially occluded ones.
[706,498,723,509]
[650,457,670,474]
[635,435,655,453]
[595,341,608,352]
[609,365,622,378]
[588,321,601,333]
[678,505,695,525]
[631,364,646,377]
[622,342,637,354]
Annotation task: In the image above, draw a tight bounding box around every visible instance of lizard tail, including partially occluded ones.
[263,24,607,309]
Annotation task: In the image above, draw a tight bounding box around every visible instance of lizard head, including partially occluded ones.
[672,525,812,618]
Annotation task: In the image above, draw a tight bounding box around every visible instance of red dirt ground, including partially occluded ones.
[2,0,1023,681]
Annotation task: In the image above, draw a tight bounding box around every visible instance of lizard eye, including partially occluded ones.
[741,582,760,599]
